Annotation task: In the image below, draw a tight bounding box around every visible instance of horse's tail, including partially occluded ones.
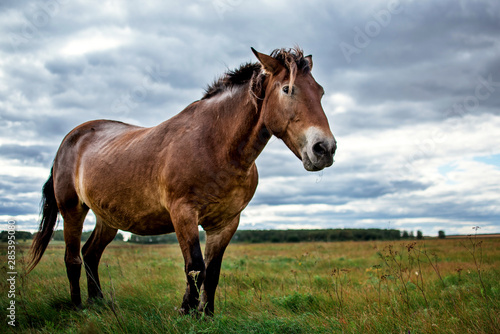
[27,167,59,273]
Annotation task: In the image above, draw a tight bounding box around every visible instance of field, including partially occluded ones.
[1,237,499,333]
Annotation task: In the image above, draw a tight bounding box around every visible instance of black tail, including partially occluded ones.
[27,168,59,273]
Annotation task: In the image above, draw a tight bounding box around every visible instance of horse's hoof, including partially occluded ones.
[72,303,84,311]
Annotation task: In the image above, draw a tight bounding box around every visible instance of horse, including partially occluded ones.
[28,47,336,315]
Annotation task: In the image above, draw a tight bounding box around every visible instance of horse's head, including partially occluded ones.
[252,47,336,171]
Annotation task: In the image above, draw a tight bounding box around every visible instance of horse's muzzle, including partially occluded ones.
[301,129,336,172]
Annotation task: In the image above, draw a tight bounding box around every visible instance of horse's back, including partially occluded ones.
[60,119,142,149]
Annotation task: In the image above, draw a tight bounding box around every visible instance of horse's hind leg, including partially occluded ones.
[61,204,89,307]
[82,216,117,301]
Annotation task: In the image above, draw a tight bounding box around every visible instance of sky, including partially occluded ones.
[0,0,499,237]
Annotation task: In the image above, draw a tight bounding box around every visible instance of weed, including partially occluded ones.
[378,244,412,310]
[419,245,446,288]
[461,227,487,296]
[105,263,126,331]
[330,267,350,315]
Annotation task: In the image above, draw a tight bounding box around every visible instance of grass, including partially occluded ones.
[1,237,499,333]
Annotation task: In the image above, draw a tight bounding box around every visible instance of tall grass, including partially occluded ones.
[1,238,499,333]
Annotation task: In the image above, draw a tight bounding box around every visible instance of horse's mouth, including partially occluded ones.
[302,153,334,172]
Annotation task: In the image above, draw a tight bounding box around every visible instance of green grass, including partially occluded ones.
[1,238,499,333]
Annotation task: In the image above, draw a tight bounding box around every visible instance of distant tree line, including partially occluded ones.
[230,228,403,243]
[50,230,124,242]
[0,230,33,242]
[0,230,124,242]
[128,228,406,244]
[128,233,183,244]
[0,228,437,244]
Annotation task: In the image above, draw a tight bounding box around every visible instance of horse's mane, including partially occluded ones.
[203,62,261,100]
[202,47,310,100]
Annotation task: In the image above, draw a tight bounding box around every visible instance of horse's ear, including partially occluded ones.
[305,55,313,71]
[251,47,283,75]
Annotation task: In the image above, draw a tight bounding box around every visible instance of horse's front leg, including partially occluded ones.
[172,207,206,315]
[199,215,239,315]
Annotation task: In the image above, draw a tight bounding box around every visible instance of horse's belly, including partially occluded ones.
[85,188,174,234]
[95,205,174,235]
[124,217,175,236]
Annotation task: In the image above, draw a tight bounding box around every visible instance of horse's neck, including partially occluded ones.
[203,86,270,170]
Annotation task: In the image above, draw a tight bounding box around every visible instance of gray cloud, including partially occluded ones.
[0,175,44,215]
[0,144,55,165]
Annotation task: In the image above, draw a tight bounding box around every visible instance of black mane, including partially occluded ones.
[202,47,309,100]
[203,62,261,100]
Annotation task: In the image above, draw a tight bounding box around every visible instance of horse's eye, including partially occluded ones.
[282,85,294,95]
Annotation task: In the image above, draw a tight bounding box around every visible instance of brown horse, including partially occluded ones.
[28,47,336,315]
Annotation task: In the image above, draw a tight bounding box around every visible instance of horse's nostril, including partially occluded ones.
[331,141,337,155]
[313,142,327,157]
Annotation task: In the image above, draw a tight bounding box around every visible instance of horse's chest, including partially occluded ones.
[200,187,249,221]
[196,173,255,226]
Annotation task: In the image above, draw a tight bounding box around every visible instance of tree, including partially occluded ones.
[438,230,445,239]
[114,233,124,241]
[417,230,423,240]
[0,231,32,242]
[402,230,409,239]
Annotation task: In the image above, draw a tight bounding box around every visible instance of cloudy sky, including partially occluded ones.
[1,0,499,236]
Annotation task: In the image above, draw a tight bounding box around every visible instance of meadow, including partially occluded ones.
[1,236,499,333]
